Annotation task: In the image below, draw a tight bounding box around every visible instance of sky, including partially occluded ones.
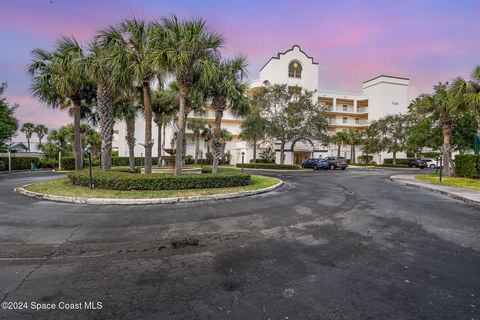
[1,0,480,141]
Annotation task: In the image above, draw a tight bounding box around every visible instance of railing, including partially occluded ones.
[357,107,368,113]
[322,105,369,114]
[327,119,369,126]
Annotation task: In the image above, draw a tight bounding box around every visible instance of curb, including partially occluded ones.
[14,179,284,205]
[390,175,480,205]
[240,168,309,172]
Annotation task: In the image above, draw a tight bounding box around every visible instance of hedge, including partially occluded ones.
[0,156,56,171]
[236,163,300,170]
[454,155,480,179]
[111,157,158,167]
[67,169,251,190]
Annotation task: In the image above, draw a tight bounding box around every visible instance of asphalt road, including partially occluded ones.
[0,169,479,320]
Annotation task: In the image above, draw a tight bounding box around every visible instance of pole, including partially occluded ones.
[439,156,443,183]
[241,152,245,173]
[7,149,11,172]
[200,151,203,169]
[88,151,93,190]
[58,150,62,171]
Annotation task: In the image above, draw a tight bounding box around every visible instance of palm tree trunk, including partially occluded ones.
[72,99,83,170]
[143,81,153,174]
[26,138,30,152]
[175,89,187,176]
[253,138,257,163]
[442,122,454,177]
[194,132,200,164]
[97,83,114,171]
[212,109,223,174]
[126,116,136,173]
[352,144,356,163]
[337,144,341,157]
[155,117,162,167]
[280,141,285,165]
[392,152,397,165]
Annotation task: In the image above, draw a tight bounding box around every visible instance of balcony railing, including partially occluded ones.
[322,104,369,114]
[328,119,369,126]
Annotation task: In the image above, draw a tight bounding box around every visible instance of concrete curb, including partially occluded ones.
[14,179,284,205]
[240,168,309,172]
[390,174,480,205]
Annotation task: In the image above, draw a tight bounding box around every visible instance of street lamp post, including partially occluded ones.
[241,151,245,173]
[438,156,443,183]
[85,144,93,190]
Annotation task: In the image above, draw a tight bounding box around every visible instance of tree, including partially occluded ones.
[201,123,213,154]
[34,124,48,145]
[253,82,327,164]
[84,129,101,157]
[187,118,207,164]
[28,37,93,170]
[239,108,266,163]
[160,15,224,175]
[363,123,383,159]
[346,129,363,162]
[151,85,178,166]
[219,128,233,161]
[21,122,35,151]
[330,132,348,157]
[98,19,161,174]
[207,57,249,173]
[406,116,442,156]
[114,88,143,173]
[410,82,467,176]
[455,66,480,141]
[0,83,18,149]
[47,126,71,155]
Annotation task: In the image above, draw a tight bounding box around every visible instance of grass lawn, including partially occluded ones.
[416,174,480,191]
[24,175,280,199]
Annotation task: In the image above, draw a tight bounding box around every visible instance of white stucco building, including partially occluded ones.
[114,45,410,165]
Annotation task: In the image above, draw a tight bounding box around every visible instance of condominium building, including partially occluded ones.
[114,45,409,165]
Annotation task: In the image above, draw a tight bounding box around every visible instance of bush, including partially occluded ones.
[249,159,275,164]
[111,157,159,167]
[376,164,409,168]
[0,156,45,171]
[455,154,480,179]
[236,163,300,170]
[112,151,119,157]
[68,169,251,190]
[357,155,374,164]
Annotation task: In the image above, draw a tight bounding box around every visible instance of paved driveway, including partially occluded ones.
[0,169,479,320]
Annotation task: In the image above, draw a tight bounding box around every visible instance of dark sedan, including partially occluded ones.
[301,158,330,170]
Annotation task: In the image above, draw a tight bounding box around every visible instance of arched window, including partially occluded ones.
[288,61,302,78]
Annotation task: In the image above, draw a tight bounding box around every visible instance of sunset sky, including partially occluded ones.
[1,0,480,137]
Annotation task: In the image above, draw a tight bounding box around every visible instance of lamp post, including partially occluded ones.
[58,143,62,171]
[241,151,245,173]
[438,156,443,183]
[200,151,203,169]
[85,144,93,189]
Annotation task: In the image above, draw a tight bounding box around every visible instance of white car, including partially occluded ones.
[422,158,438,169]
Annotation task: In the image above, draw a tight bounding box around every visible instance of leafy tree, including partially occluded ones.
[330,132,348,157]
[253,82,327,164]
[454,66,480,140]
[160,15,224,175]
[239,107,266,162]
[98,19,161,174]
[451,112,478,154]
[21,122,35,151]
[187,118,207,164]
[27,37,94,170]
[363,122,383,159]
[34,124,48,145]
[410,82,468,176]
[0,83,18,149]
[207,57,249,173]
[406,116,442,156]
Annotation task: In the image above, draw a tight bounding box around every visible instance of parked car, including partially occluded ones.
[407,159,427,169]
[324,156,348,170]
[422,158,437,169]
[301,158,330,170]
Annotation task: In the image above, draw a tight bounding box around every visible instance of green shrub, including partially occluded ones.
[112,151,119,157]
[111,157,158,167]
[0,156,44,171]
[110,166,141,173]
[455,154,480,178]
[236,163,300,170]
[68,169,251,190]
[357,155,374,164]
[376,164,409,168]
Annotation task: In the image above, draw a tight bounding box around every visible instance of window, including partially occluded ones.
[355,117,359,124]
[288,61,302,78]
[342,105,348,111]
[288,86,302,95]
[342,117,347,124]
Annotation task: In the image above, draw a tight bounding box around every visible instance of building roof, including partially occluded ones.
[259,45,318,72]
[362,75,409,84]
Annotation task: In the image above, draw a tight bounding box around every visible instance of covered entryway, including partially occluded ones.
[291,138,315,165]
[294,151,311,165]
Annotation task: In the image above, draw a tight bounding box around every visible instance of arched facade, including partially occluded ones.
[288,60,302,78]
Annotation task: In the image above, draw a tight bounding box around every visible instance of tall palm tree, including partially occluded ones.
[187,118,207,164]
[21,122,35,151]
[114,87,143,173]
[330,132,348,157]
[98,19,163,174]
[454,66,480,140]
[159,15,224,175]
[201,124,213,154]
[410,82,467,176]
[207,57,249,173]
[27,36,91,170]
[346,128,363,163]
[151,85,179,166]
[34,124,48,145]
[84,41,117,171]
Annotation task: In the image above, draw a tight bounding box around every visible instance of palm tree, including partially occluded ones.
[346,129,363,163]
[84,130,101,157]
[330,132,348,157]
[21,122,35,151]
[207,57,249,173]
[220,128,233,161]
[27,36,91,170]
[114,88,143,173]
[410,82,467,176]
[151,85,179,166]
[201,124,213,154]
[239,108,266,163]
[160,15,224,175]
[454,66,480,140]
[34,124,48,145]
[187,118,207,164]
[98,18,163,174]
[84,41,117,171]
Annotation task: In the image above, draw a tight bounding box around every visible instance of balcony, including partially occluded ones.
[321,104,369,114]
[328,119,369,126]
